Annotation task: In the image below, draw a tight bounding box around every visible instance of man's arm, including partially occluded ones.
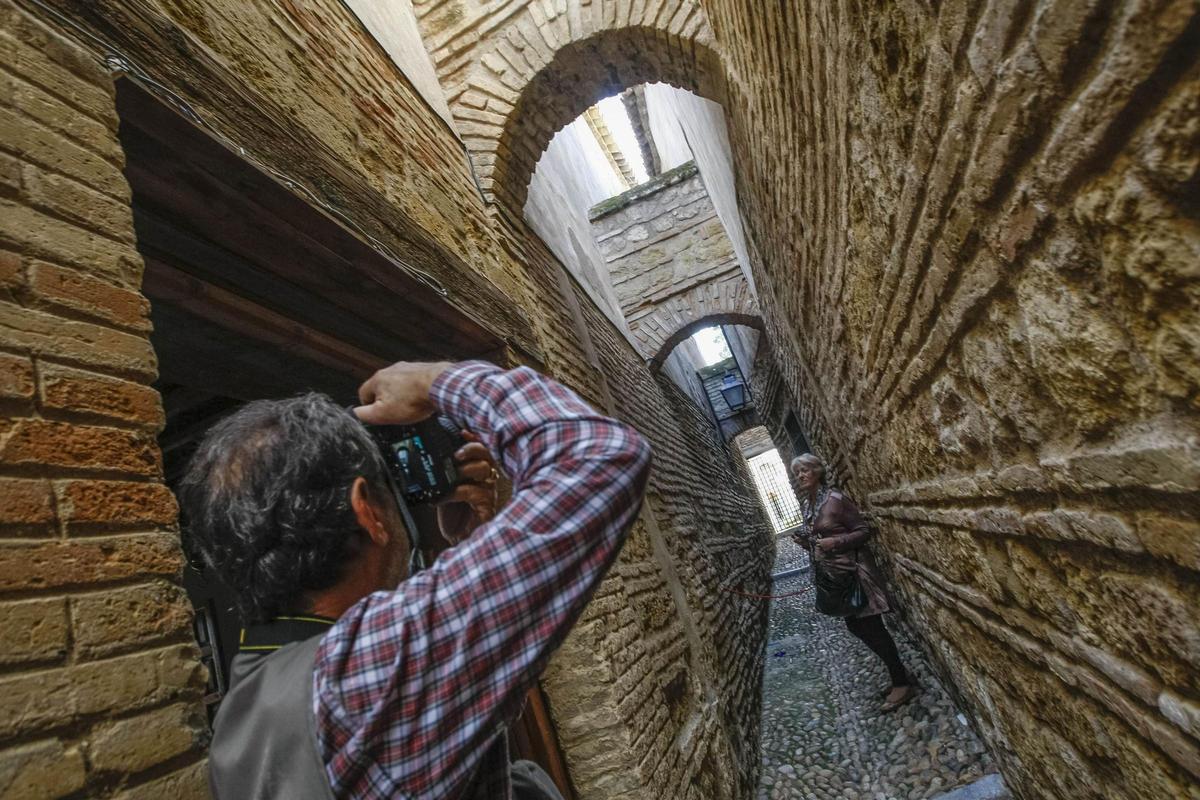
[317,362,651,799]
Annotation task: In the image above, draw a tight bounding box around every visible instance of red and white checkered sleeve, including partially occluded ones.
[314,362,651,800]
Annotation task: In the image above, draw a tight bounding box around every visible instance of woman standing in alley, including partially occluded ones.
[791,453,916,712]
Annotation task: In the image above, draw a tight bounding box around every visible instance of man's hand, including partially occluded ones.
[436,435,499,544]
[355,361,453,425]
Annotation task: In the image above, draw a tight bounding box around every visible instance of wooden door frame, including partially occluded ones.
[117,77,575,799]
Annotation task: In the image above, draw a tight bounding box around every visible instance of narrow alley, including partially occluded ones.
[1,1,1197,799]
[757,536,1001,800]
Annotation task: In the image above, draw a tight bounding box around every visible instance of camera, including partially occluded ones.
[364,415,468,505]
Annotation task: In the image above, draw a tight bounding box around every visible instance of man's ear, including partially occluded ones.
[350,476,391,547]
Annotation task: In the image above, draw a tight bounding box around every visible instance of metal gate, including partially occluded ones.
[746,449,802,532]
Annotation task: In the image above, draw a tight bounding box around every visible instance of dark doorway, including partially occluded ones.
[116,80,573,797]
[783,411,811,458]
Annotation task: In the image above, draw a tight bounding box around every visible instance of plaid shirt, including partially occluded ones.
[313,362,652,799]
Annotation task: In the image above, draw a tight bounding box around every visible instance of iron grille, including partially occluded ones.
[746,449,803,533]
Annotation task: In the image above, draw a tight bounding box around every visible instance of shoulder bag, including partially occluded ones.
[813,550,867,618]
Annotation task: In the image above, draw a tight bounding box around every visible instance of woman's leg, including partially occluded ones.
[844,614,910,687]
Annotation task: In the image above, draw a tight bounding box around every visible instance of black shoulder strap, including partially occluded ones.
[239,615,336,653]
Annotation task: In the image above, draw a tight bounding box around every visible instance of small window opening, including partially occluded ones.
[692,325,733,366]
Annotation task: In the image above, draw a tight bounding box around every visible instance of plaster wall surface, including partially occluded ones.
[0,0,773,797]
[412,0,1200,797]
[525,117,628,327]
[645,83,694,173]
[342,0,457,131]
[662,337,713,413]
[722,324,760,386]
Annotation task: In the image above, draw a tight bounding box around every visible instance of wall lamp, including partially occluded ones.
[720,370,748,411]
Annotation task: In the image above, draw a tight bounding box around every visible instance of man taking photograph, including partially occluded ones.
[181,361,652,799]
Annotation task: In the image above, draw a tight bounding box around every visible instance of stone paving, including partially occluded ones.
[757,537,1001,800]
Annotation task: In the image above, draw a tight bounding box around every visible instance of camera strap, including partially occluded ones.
[397,492,427,575]
[376,467,426,575]
[238,615,336,653]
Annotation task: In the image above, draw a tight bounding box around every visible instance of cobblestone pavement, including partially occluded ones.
[757,537,999,800]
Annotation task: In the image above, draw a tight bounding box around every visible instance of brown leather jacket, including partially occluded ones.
[796,490,890,618]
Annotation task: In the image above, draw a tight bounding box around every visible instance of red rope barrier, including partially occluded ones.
[719,585,814,600]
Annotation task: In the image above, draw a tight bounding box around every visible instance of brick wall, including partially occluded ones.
[492,204,775,798]
[1,1,775,798]
[567,286,771,798]
[0,4,207,796]
[412,0,1200,797]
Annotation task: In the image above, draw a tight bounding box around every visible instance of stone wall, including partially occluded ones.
[703,1,1200,798]
[642,82,755,296]
[412,0,1200,797]
[0,1,774,797]
[589,162,758,364]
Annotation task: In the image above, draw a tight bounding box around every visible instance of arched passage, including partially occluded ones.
[414,0,724,213]
[650,312,763,370]
[490,27,724,211]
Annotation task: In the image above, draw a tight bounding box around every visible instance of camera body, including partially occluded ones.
[365,415,467,505]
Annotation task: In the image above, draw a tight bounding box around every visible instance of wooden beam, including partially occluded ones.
[142,257,387,379]
[95,74,538,356]
[119,123,491,360]
[132,207,445,363]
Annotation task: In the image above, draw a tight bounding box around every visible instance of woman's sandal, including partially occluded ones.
[879,681,918,700]
[881,685,917,713]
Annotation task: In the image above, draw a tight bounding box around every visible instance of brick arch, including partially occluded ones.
[494,26,723,211]
[418,1,723,213]
[649,313,763,370]
[638,260,762,370]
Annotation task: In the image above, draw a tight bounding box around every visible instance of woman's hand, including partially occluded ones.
[813,537,836,558]
[436,433,499,545]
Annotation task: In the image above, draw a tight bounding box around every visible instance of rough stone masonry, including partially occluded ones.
[589,161,758,366]
[0,1,1197,800]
